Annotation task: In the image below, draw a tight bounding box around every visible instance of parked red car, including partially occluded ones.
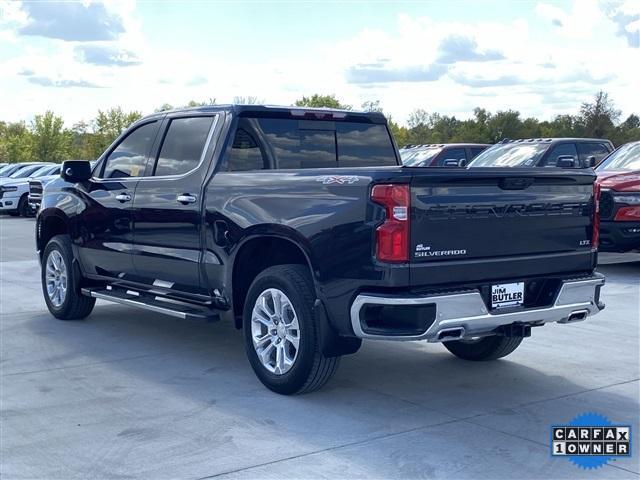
[596,141,640,252]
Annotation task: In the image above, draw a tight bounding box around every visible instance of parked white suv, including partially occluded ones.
[0,164,59,216]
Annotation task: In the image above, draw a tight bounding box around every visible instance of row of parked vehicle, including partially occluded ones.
[0,162,63,216]
[399,138,639,253]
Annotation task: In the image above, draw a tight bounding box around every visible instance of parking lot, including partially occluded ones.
[0,214,638,479]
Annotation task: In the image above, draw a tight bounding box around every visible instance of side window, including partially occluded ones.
[102,122,158,179]
[336,123,396,167]
[226,118,337,171]
[154,117,214,176]
[437,147,466,166]
[263,119,337,169]
[226,119,269,172]
[470,147,486,159]
[577,142,611,164]
[544,143,578,167]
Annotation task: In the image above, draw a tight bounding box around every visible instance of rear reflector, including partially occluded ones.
[371,184,410,263]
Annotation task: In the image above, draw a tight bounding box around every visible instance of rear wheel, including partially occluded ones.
[41,235,95,320]
[243,264,340,395]
[443,335,523,361]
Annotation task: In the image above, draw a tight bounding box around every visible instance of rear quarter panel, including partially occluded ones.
[203,167,410,331]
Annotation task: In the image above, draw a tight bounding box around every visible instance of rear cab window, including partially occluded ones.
[225,116,397,171]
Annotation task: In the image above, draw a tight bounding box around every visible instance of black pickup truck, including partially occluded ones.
[37,105,605,394]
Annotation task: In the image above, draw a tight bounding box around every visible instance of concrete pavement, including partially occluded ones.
[1,215,638,479]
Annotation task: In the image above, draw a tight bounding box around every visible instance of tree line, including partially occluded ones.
[1,91,637,164]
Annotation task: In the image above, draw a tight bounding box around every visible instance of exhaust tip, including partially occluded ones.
[437,327,465,341]
[566,310,589,323]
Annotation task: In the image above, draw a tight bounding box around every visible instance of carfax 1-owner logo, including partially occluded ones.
[551,412,632,469]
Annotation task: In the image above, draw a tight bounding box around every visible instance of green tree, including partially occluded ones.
[31,112,71,162]
[487,110,524,142]
[610,114,640,146]
[295,94,351,110]
[186,98,216,107]
[406,109,431,144]
[540,114,581,138]
[578,90,621,138]
[429,114,461,143]
[88,107,142,159]
[361,100,383,112]
[0,121,34,162]
[155,103,174,113]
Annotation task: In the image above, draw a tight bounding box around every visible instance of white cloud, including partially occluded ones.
[0,0,638,128]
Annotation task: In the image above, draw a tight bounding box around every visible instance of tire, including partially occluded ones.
[443,335,523,361]
[41,235,95,320]
[243,264,340,395]
[17,194,30,217]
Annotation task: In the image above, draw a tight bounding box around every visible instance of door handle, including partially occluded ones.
[115,193,131,203]
[177,194,197,205]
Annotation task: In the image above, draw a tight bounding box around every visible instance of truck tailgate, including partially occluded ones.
[408,169,597,285]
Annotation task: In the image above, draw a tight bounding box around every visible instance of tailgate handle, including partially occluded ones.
[499,178,534,190]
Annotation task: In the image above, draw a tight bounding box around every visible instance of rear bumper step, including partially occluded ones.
[81,287,220,322]
[350,274,605,342]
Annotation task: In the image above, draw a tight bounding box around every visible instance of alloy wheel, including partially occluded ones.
[45,250,67,307]
[251,288,300,375]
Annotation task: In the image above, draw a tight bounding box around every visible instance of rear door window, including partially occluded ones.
[543,143,578,167]
[101,121,159,179]
[153,117,214,176]
[577,142,611,165]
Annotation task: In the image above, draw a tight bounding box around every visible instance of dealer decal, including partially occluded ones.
[552,413,632,470]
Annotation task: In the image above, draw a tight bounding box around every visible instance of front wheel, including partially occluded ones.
[18,194,31,217]
[243,264,340,395]
[443,335,523,361]
[41,235,95,320]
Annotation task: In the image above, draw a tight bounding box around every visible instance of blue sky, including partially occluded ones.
[0,0,638,126]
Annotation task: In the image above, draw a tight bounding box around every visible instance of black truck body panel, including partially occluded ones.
[37,105,600,341]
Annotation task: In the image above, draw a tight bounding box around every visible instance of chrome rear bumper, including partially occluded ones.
[350,274,605,342]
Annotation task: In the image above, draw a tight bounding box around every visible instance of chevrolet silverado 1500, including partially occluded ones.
[37,105,605,394]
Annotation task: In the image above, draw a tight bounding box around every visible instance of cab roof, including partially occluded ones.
[143,104,387,124]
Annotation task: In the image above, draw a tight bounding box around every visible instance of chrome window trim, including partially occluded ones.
[93,114,219,183]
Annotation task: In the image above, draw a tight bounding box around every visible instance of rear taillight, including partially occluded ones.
[614,206,640,221]
[592,182,601,249]
[371,184,410,263]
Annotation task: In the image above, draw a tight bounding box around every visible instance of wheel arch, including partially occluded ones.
[229,229,317,329]
[36,208,70,258]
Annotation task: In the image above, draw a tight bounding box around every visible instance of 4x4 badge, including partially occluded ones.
[316,175,359,185]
